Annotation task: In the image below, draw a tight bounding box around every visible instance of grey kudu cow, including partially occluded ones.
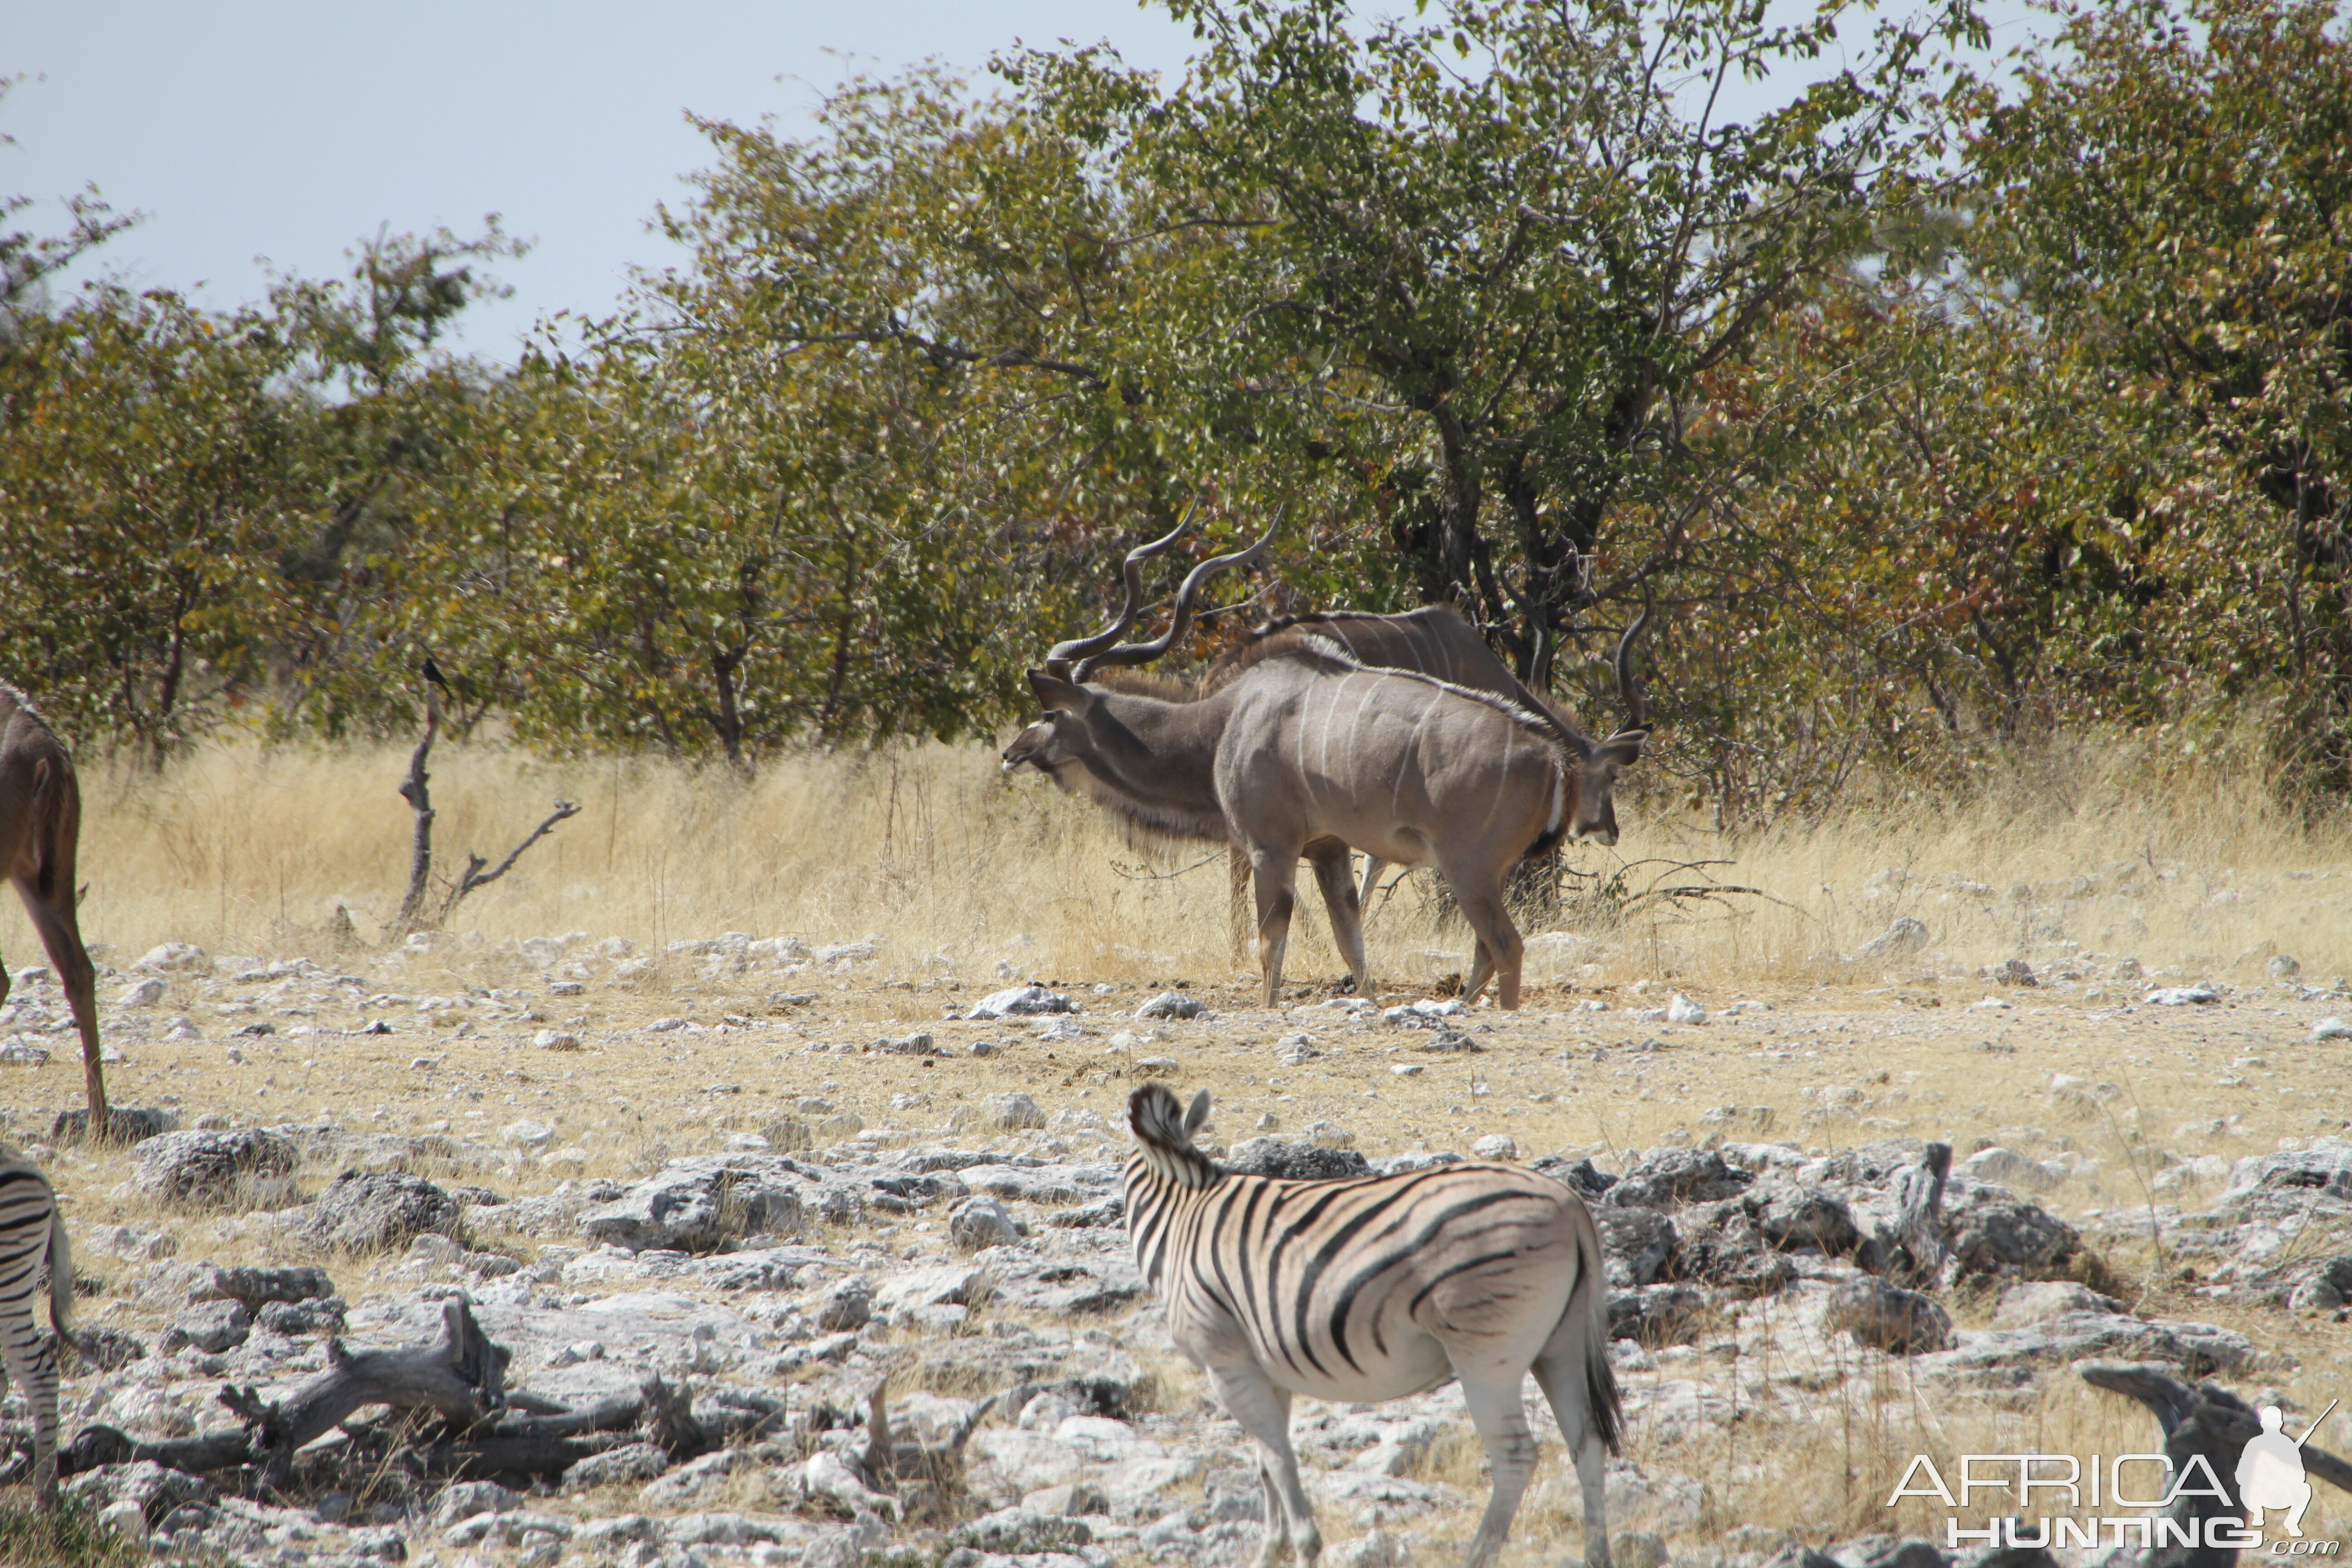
[0,686,109,1132]
[1003,523,1650,1008]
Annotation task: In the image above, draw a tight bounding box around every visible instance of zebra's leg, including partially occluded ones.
[1207,1362,1319,1568]
[1248,845,1302,1008]
[1253,1386,1298,1567]
[1533,1353,1613,1568]
[1305,840,1371,997]
[1254,1461,1291,1567]
[0,1313,59,1509]
[1452,1367,1540,1568]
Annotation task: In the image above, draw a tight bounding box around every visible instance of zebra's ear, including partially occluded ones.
[1184,1088,1212,1137]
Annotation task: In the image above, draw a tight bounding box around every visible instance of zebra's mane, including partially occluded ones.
[1127,1083,1220,1190]
[1287,636,1569,756]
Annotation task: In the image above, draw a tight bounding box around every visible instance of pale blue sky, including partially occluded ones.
[2,1,2050,360]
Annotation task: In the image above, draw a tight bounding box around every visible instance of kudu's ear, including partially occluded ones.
[1597,729,1648,769]
[1027,669,1092,715]
[1184,1088,1213,1137]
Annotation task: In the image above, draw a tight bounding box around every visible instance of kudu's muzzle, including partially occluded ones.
[1001,723,1049,774]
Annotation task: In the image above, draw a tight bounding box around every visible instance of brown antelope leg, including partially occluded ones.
[1464,935,1495,1003]
[1248,845,1302,1007]
[18,877,108,1135]
[1227,845,1253,961]
[1449,875,1525,1010]
[1304,840,1371,996]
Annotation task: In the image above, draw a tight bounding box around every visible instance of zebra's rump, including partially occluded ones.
[1131,1158,1596,1401]
[0,1163,59,1317]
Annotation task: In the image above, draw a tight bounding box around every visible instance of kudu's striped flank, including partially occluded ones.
[0,1159,73,1509]
[1124,1084,1620,1568]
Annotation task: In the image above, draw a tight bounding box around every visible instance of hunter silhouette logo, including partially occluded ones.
[2241,1400,2337,1540]
[1888,1392,2345,1553]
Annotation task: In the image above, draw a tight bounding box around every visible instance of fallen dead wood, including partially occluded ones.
[42,1303,1000,1528]
[226,1295,512,1487]
[56,1298,682,1494]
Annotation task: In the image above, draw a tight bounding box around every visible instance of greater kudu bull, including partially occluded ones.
[1004,528,1651,1008]
[0,686,109,1132]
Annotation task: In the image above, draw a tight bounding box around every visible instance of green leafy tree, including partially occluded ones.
[998,0,1984,696]
[262,223,524,739]
[0,284,300,756]
[1967,0,2352,788]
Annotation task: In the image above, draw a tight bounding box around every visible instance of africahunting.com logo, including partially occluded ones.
[1888,1400,2340,1555]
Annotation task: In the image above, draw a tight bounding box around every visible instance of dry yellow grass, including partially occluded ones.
[17,728,2351,990]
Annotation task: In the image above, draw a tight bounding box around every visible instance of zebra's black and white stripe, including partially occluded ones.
[1124,1083,1620,1568]
[0,1159,72,1509]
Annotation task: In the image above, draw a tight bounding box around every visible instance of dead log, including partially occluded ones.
[236,1297,510,1488]
[414,1392,651,1480]
[69,1296,518,1491]
[1887,1140,1951,1286]
[2082,1361,2352,1568]
[428,1431,622,1482]
[641,1373,708,1460]
[56,1423,250,1479]
[476,1391,646,1442]
[58,1305,704,1498]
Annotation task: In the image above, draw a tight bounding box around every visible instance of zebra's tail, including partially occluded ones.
[46,1205,72,1336]
[1570,1205,1621,1454]
[1127,1083,1220,1189]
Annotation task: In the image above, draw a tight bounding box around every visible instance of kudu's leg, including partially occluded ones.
[1227,845,1252,962]
[14,759,107,1132]
[1248,845,1302,1007]
[1356,854,1384,916]
[1304,839,1371,996]
[1448,870,1525,1010]
[22,878,108,1135]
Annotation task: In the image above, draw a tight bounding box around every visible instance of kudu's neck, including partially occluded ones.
[1067,684,1233,839]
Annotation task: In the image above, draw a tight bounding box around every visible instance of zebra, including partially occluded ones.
[0,1159,72,1509]
[1123,1083,1620,1568]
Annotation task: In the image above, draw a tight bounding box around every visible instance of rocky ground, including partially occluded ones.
[0,926,2348,1566]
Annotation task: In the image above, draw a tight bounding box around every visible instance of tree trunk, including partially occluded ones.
[392,685,441,936]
